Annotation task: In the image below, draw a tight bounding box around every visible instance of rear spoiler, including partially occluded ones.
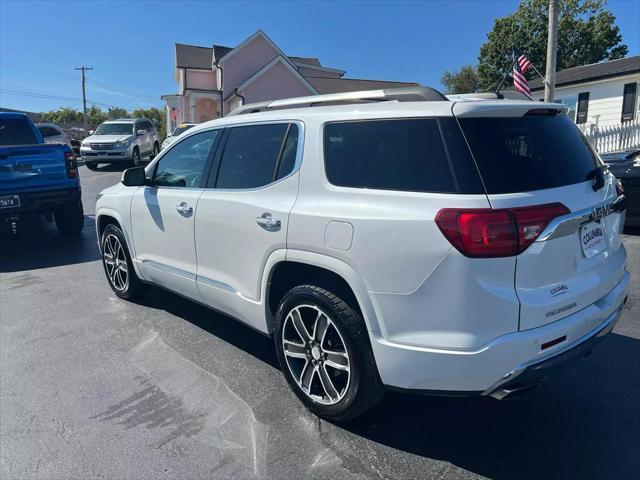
[452,101,569,118]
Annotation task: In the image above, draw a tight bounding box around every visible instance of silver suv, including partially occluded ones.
[81,118,160,170]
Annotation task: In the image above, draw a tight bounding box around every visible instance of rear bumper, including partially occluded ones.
[483,297,624,399]
[372,270,630,393]
[0,187,81,219]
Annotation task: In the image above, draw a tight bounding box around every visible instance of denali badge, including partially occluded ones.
[545,302,577,318]
[550,284,568,297]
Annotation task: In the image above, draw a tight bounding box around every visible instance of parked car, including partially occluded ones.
[95,87,629,421]
[601,149,640,228]
[36,122,74,150]
[81,118,160,170]
[161,123,196,150]
[1,112,84,234]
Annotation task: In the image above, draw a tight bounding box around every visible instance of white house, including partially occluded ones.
[529,56,640,153]
[529,56,639,126]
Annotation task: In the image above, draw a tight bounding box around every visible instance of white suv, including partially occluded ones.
[95,87,629,421]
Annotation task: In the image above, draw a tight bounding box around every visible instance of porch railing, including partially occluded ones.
[578,120,640,154]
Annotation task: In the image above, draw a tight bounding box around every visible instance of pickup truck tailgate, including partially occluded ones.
[0,145,73,192]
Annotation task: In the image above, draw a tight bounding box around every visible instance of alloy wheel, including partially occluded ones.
[103,234,129,291]
[132,150,140,166]
[281,304,351,405]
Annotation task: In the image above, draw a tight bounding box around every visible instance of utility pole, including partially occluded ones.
[544,0,559,102]
[75,66,94,136]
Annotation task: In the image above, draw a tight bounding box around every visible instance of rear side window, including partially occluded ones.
[459,115,598,194]
[38,126,60,138]
[0,118,39,145]
[216,123,297,189]
[324,119,457,193]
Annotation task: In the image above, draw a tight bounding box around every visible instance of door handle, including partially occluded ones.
[176,201,193,217]
[256,212,281,230]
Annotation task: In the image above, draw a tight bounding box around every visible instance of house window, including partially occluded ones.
[558,95,578,122]
[621,82,637,123]
[576,92,589,124]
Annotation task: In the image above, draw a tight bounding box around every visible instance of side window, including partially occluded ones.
[39,126,59,138]
[324,119,457,193]
[153,130,217,188]
[276,124,299,180]
[216,124,293,189]
[145,120,156,132]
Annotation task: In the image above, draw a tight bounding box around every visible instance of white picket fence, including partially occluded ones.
[578,120,640,154]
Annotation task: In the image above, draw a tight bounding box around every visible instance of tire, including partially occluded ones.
[150,142,160,160]
[54,201,84,234]
[131,147,140,166]
[85,161,98,170]
[100,223,150,300]
[274,285,385,422]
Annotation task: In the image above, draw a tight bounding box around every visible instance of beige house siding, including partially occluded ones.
[238,61,315,106]
[221,35,280,94]
[186,70,218,91]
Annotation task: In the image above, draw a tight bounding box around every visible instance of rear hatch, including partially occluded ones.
[454,102,626,331]
[0,145,73,193]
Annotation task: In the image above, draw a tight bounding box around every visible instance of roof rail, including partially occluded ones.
[227,86,448,116]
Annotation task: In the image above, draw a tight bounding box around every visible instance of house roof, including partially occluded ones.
[289,56,322,67]
[529,55,640,91]
[213,45,232,61]
[175,42,328,70]
[175,43,213,69]
[305,76,419,94]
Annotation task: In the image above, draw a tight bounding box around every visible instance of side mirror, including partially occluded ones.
[88,130,95,135]
[137,129,147,136]
[121,167,147,187]
[166,132,172,137]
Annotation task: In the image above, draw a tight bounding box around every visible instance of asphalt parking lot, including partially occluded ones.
[1,164,639,480]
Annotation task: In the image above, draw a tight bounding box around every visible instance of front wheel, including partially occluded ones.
[150,142,160,160]
[54,201,84,234]
[101,223,150,300]
[274,285,385,422]
[85,161,98,170]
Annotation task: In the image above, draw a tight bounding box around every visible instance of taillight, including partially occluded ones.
[435,203,569,258]
[64,150,78,179]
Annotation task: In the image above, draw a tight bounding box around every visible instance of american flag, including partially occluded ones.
[513,51,533,100]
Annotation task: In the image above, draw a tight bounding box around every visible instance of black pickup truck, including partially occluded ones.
[0,112,84,234]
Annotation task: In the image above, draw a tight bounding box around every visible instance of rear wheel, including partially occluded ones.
[100,223,150,299]
[131,148,140,166]
[85,161,98,170]
[54,201,84,234]
[274,285,384,422]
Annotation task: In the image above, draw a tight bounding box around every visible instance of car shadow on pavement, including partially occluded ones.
[134,286,638,480]
[343,332,640,480]
[0,215,100,273]
[137,288,279,369]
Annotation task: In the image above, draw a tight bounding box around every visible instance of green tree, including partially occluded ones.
[87,105,107,128]
[107,107,129,120]
[41,107,83,124]
[477,0,628,90]
[132,107,166,139]
[441,65,482,94]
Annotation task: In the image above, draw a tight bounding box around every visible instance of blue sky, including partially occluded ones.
[1,0,638,113]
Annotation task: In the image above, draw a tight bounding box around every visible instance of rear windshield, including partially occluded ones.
[0,117,39,145]
[94,123,133,135]
[459,115,599,194]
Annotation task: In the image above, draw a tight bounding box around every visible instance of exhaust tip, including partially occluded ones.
[489,383,540,400]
